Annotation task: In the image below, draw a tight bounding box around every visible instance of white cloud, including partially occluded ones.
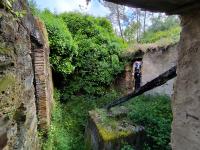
[54,0,88,13]
[35,0,109,17]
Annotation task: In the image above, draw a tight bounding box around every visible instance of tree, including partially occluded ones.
[143,11,147,34]
[124,21,140,43]
[103,1,127,40]
[140,15,181,43]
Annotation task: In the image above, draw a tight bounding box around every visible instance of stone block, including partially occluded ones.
[85,108,144,150]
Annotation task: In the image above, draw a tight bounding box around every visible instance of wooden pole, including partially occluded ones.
[105,66,177,110]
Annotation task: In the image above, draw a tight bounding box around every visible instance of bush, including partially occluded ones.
[39,10,77,74]
[59,12,126,97]
[127,95,172,150]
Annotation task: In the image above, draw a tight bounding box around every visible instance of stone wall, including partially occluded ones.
[142,44,178,96]
[113,64,134,95]
[85,108,144,150]
[114,44,177,96]
[32,18,53,131]
[171,11,200,150]
[0,0,53,149]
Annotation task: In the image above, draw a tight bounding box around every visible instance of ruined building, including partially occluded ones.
[0,0,200,149]
[106,0,200,149]
[114,44,178,96]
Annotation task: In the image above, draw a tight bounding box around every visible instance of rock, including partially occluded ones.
[0,0,53,149]
[85,109,144,150]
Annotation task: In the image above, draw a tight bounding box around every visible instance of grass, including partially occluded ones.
[42,92,172,150]
[42,90,119,150]
[126,95,172,150]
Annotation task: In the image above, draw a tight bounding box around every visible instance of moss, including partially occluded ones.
[0,74,15,93]
[0,42,13,55]
[0,74,19,120]
[97,125,133,142]
[90,108,134,142]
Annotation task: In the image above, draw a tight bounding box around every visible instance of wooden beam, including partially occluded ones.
[105,66,177,110]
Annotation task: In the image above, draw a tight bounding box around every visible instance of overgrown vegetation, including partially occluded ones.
[42,92,172,150]
[140,16,181,44]
[127,95,172,150]
[39,10,77,74]
[28,2,174,149]
[39,10,126,97]
[42,90,120,150]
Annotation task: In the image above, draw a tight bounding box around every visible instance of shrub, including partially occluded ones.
[39,10,77,74]
[59,12,126,97]
[127,95,172,150]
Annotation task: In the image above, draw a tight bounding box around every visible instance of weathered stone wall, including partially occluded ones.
[0,0,53,149]
[142,44,178,96]
[32,18,53,131]
[113,64,134,95]
[171,11,200,150]
[114,45,177,96]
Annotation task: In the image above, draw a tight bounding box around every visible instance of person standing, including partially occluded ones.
[133,61,142,90]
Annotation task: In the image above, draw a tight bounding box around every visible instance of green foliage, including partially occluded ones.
[141,26,181,44]
[124,22,140,43]
[149,16,180,32]
[39,10,77,74]
[140,16,181,44]
[42,90,120,150]
[28,0,40,15]
[42,90,71,150]
[42,92,172,150]
[121,144,135,150]
[39,11,126,96]
[127,95,172,150]
[58,12,126,96]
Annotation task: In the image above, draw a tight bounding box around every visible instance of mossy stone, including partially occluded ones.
[0,74,15,93]
[0,42,13,55]
[89,108,135,142]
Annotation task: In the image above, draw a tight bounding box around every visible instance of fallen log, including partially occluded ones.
[105,66,177,110]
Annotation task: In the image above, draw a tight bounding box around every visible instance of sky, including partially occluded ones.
[34,0,110,17]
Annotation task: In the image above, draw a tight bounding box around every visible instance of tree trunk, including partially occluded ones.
[105,66,177,110]
[117,5,124,40]
[143,11,147,34]
[136,8,141,42]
